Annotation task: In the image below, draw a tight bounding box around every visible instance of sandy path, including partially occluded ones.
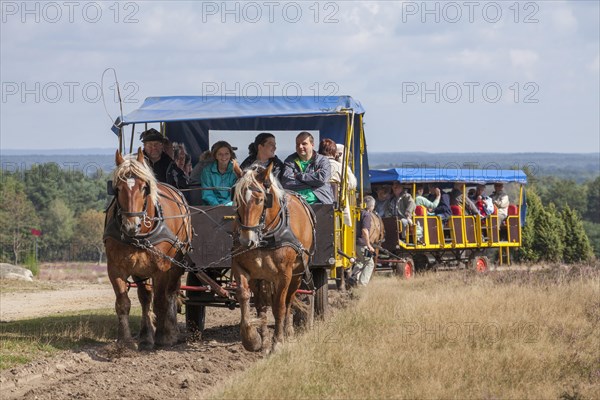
[0,283,119,322]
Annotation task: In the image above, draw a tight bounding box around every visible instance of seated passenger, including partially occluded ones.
[374,185,391,217]
[428,184,452,222]
[240,132,285,181]
[450,182,481,216]
[491,182,510,223]
[416,184,440,211]
[189,150,213,185]
[281,131,333,204]
[200,141,242,206]
[385,181,415,239]
[471,184,494,216]
[321,141,357,190]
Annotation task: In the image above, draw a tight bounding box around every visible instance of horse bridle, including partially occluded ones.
[116,181,153,231]
[236,183,275,241]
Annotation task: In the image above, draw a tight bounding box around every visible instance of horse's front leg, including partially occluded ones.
[153,266,183,347]
[234,261,262,352]
[250,279,271,352]
[135,277,155,351]
[108,270,135,348]
[272,274,292,351]
[284,275,302,339]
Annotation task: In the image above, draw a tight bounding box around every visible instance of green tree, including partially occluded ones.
[40,199,75,260]
[520,189,566,263]
[582,221,600,259]
[0,176,40,264]
[562,206,594,263]
[74,209,106,264]
[585,177,600,223]
[536,203,565,263]
[519,189,543,262]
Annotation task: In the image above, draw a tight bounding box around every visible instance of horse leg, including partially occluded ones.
[107,271,135,348]
[136,277,155,351]
[284,276,302,338]
[154,267,182,347]
[234,264,262,352]
[250,279,271,352]
[272,275,292,351]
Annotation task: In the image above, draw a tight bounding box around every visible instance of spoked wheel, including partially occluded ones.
[395,258,414,279]
[472,256,489,273]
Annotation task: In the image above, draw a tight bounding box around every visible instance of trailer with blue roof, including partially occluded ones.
[369,167,527,275]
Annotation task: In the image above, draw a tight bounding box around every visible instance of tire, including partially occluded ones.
[395,258,414,279]
[185,272,207,333]
[413,253,429,272]
[312,267,329,319]
[472,256,489,273]
[185,303,206,333]
[293,292,314,331]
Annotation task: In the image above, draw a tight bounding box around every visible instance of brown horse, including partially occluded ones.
[232,163,315,352]
[104,148,192,350]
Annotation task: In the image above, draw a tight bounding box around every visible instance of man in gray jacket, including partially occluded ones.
[282,132,333,204]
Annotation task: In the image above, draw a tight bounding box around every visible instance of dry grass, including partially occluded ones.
[211,267,600,399]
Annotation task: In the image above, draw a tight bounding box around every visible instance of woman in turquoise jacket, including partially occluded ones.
[200,141,241,205]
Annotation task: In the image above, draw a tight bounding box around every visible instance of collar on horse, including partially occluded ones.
[103,187,191,257]
[236,190,316,257]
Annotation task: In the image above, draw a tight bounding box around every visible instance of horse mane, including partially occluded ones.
[112,154,159,205]
[233,165,284,206]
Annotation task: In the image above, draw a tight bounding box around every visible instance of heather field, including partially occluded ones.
[212,266,600,400]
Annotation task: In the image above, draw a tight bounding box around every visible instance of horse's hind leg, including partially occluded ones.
[154,267,183,347]
[234,263,262,351]
[136,277,155,351]
[108,271,135,348]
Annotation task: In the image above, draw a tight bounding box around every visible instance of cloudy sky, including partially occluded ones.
[1,0,598,153]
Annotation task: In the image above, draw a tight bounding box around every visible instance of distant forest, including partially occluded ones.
[2,151,598,182]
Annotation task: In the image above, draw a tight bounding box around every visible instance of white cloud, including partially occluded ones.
[509,49,539,70]
[550,4,578,33]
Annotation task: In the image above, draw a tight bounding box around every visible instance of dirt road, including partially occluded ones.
[1,283,117,322]
[0,281,262,399]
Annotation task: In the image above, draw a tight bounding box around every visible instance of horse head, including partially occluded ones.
[112,148,158,236]
[234,162,281,248]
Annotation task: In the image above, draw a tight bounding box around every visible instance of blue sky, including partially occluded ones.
[1,1,598,153]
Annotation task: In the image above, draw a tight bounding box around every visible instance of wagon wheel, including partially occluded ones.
[293,292,314,331]
[413,253,429,272]
[185,273,207,334]
[471,256,489,273]
[312,267,329,319]
[395,258,414,279]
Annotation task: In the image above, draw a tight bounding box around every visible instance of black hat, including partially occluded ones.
[140,128,166,143]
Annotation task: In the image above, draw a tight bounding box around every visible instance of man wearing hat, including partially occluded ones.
[140,128,188,190]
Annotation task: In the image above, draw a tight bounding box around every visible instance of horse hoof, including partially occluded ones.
[241,336,262,352]
[138,341,155,351]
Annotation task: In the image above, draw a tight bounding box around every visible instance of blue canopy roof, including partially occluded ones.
[113,96,364,130]
[370,168,527,184]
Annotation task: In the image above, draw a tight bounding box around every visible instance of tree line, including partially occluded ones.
[518,170,598,263]
[0,163,108,266]
[0,163,597,269]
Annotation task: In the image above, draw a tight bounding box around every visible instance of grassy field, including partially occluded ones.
[0,309,140,370]
[211,267,600,400]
